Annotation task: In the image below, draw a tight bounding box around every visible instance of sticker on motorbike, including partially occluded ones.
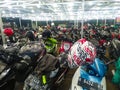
[77,77,103,90]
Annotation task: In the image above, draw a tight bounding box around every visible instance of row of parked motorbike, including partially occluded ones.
[0,26,120,90]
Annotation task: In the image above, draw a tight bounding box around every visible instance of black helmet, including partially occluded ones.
[42,30,52,39]
[26,30,35,41]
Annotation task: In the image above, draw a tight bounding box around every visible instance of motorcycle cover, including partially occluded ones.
[15,41,46,82]
[34,54,59,74]
[19,41,45,59]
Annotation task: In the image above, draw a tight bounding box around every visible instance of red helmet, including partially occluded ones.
[99,39,106,46]
[4,28,14,36]
[67,38,96,68]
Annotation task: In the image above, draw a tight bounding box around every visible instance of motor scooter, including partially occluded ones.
[0,41,46,90]
[23,53,68,90]
[70,38,117,90]
[58,36,73,54]
[70,58,107,90]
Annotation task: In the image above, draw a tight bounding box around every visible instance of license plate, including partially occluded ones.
[77,77,103,90]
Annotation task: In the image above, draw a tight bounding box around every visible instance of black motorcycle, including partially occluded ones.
[23,52,69,90]
[0,41,46,90]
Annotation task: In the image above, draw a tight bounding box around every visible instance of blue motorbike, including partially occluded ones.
[70,57,115,90]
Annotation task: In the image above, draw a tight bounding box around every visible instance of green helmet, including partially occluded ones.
[44,38,58,53]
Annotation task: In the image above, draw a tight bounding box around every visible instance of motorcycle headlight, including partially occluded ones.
[0,68,10,80]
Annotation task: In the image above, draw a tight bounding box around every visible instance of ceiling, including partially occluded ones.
[0,0,120,21]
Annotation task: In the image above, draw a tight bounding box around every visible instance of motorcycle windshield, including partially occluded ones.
[80,58,107,84]
[89,58,107,77]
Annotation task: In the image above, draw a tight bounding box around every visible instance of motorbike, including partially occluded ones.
[111,39,120,88]
[70,58,108,90]
[58,36,73,54]
[0,41,46,90]
[0,45,21,90]
[70,38,117,90]
[23,52,69,90]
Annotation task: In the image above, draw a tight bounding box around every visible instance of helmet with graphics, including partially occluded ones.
[67,38,96,68]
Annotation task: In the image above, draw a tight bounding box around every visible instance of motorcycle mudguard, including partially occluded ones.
[70,67,106,90]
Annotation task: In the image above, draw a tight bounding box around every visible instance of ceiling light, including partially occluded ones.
[113,0,120,1]
[2,11,5,14]
[97,3,103,6]
[51,22,55,26]
[70,15,74,20]
[17,10,20,13]
[113,7,119,9]
[8,6,12,9]
[9,13,12,17]
[53,4,58,8]
[37,4,40,8]
[31,10,35,13]
[37,1,41,8]
[93,7,101,10]
[88,2,94,6]
[68,2,74,7]
[22,5,26,8]
[69,12,73,15]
